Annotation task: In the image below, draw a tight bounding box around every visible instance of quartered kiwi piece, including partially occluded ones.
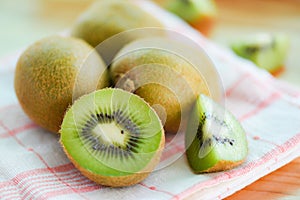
[60,88,165,187]
[185,95,248,173]
[231,33,289,76]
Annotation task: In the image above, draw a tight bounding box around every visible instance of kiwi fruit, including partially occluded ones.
[231,33,289,76]
[71,0,163,47]
[110,37,217,134]
[14,36,109,133]
[60,88,165,187]
[154,0,217,36]
[185,94,248,173]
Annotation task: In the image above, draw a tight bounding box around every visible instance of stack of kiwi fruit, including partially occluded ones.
[14,0,248,187]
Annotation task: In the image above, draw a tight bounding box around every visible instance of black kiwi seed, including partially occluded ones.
[196,113,236,147]
[80,110,142,160]
[93,144,100,150]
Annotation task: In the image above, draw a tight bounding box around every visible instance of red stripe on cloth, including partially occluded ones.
[267,78,300,98]
[239,92,281,121]
[0,121,28,147]
[0,122,38,138]
[0,119,101,199]
[161,143,184,162]
[172,132,300,200]
[25,150,92,200]
[160,133,185,162]
[0,163,75,194]
[225,73,251,97]
[20,171,90,199]
[214,54,246,74]
[0,162,100,200]
[1,182,98,200]
[0,193,21,200]
[22,176,85,199]
[0,163,74,188]
[0,187,20,199]
[42,185,101,199]
[24,182,98,200]
[0,122,94,199]
[139,182,175,198]
[245,131,280,147]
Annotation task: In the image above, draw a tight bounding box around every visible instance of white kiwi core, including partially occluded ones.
[92,122,128,147]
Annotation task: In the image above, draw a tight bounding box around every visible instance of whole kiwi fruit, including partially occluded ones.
[71,0,163,47]
[110,37,219,134]
[60,88,165,187]
[14,36,109,133]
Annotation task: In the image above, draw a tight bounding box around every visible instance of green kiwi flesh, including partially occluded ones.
[60,88,165,187]
[231,34,289,75]
[185,95,248,173]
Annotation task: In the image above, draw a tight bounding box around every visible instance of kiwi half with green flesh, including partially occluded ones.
[71,0,163,47]
[14,36,109,133]
[231,34,289,76]
[60,88,165,187]
[185,95,248,173]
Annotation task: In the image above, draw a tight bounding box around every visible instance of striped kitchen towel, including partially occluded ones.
[1,1,300,199]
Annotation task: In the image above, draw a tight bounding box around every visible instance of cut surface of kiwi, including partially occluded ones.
[231,33,289,76]
[60,88,165,187]
[185,95,248,173]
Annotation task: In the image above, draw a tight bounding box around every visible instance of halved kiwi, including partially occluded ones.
[185,95,248,173]
[60,88,165,187]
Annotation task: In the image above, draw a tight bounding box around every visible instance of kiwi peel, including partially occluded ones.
[14,36,109,133]
[110,38,212,134]
[185,94,248,173]
[71,0,163,47]
[60,88,165,187]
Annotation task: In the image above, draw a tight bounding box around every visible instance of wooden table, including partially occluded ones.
[1,0,299,199]
[226,157,300,199]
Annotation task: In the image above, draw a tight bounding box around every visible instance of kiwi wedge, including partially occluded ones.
[185,95,248,173]
[231,33,289,76]
[60,88,165,187]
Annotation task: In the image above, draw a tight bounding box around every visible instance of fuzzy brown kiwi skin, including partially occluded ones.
[199,159,245,173]
[59,130,165,187]
[14,36,109,133]
[111,49,211,134]
[71,0,163,47]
